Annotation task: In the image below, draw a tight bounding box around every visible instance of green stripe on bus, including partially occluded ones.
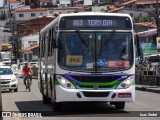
[78,80,121,86]
[132,80,135,85]
[55,79,135,86]
[71,80,77,86]
[55,80,60,85]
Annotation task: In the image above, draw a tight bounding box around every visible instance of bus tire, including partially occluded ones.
[114,102,125,109]
[42,95,51,104]
[53,102,62,112]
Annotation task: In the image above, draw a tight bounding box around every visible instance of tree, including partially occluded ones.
[100,7,106,12]
[134,15,152,23]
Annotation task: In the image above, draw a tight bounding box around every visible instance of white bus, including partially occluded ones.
[39,12,136,111]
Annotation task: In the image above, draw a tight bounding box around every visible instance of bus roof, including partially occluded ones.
[58,12,131,17]
[40,12,132,34]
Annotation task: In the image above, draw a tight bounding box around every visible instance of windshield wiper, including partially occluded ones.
[99,36,104,56]
[75,30,88,48]
[99,30,116,56]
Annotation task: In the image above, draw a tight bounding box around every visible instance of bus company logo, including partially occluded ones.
[93,84,99,89]
[2,112,12,117]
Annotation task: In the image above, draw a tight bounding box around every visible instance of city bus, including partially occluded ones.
[38,12,137,111]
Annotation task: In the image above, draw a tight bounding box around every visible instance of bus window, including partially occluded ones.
[58,32,133,71]
[48,29,52,56]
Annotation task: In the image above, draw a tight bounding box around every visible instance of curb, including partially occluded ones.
[145,88,160,93]
[136,86,160,94]
[135,86,146,91]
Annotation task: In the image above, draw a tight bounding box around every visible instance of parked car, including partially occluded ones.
[143,54,160,67]
[18,62,28,69]
[0,66,18,92]
[29,61,38,68]
[0,62,5,66]
[11,64,21,76]
[4,62,11,66]
[2,58,11,66]
[3,27,11,32]
[29,61,38,77]
[11,64,18,69]
[135,57,140,67]
[2,58,11,63]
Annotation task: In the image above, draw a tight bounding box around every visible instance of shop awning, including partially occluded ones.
[136,29,157,37]
[22,44,39,51]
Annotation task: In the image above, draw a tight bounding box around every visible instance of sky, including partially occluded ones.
[0,0,4,8]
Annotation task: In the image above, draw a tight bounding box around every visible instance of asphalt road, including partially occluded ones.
[1,76,160,120]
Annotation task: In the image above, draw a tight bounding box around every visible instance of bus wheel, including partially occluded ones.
[42,95,51,104]
[53,102,62,112]
[114,102,125,109]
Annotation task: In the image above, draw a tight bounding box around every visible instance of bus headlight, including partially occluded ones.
[56,75,76,89]
[117,79,131,89]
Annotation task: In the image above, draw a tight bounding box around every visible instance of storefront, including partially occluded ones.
[22,44,39,62]
[137,29,158,56]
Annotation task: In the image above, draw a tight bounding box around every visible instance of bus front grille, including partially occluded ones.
[78,85,113,89]
[82,91,110,97]
[69,75,122,83]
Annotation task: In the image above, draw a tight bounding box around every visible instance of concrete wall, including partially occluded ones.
[22,51,33,62]
[118,9,148,19]
[21,34,39,49]
[92,6,107,12]
[47,9,74,16]
[15,10,48,21]
[0,20,6,27]
[9,2,22,8]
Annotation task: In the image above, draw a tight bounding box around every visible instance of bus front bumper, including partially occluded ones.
[55,85,135,102]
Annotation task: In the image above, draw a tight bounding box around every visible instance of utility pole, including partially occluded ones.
[3,0,6,20]
[8,1,15,60]
[8,1,19,64]
[156,0,160,37]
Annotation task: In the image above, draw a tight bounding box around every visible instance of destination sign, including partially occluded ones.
[70,19,115,27]
[59,16,132,30]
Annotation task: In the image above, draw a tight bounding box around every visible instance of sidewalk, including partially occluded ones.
[136,85,160,94]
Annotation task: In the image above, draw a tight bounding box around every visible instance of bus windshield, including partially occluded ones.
[58,32,133,72]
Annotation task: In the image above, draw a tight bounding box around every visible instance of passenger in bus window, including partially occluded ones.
[119,41,127,59]
[105,42,115,53]
[68,34,82,55]
[102,41,119,60]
